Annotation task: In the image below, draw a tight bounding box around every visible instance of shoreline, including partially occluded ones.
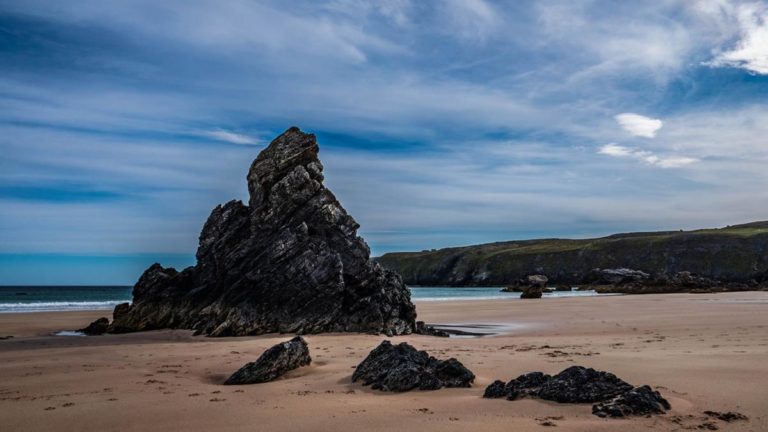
[1,292,766,431]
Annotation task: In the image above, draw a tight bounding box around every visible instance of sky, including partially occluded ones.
[1,0,768,284]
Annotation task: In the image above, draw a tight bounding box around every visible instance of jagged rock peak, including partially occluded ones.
[108,127,417,337]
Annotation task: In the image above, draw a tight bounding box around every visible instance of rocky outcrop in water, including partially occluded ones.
[108,127,417,337]
[78,317,109,335]
[501,274,547,298]
[224,336,311,385]
[352,340,475,391]
[484,366,669,418]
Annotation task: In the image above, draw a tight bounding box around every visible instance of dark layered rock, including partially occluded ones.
[501,274,547,298]
[520,286,544,299]
[77,317,109,335]
[224,336,311,385]
[584,268,651,285]
[378,221,768,287]
[107,127,417,337]
[489,366,633,403]
[484,366,669,418]
[352,340,474,391]
[414,321,450,337]
[592,385,671,418]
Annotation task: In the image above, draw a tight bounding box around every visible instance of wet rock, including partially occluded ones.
[77,317,110,335]
[484,366,669,418]
[224,336,311,385]
[414,321,450,337]
[109,127,417,336]
[592,385,671,418]
[520,286,544,299]
[352,340,474,392]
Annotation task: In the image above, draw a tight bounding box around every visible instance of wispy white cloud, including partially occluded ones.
[598,143,698,168]
[702,1,768,74]
[202,129,260,145]
[614,113,663,138]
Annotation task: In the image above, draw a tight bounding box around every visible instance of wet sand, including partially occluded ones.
[1,292,767,431]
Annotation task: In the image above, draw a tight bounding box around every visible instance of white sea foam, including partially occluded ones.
[55,331,86,337]
[0,300,129,313]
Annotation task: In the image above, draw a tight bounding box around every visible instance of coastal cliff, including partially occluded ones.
[110,127,417,336]
[377,222,768,287]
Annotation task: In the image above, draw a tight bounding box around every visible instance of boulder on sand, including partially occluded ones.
[107,127,417,337]
[77,317,110,335]
[484,365,670,418]
[352,340,475,392]
[224,336,311,385]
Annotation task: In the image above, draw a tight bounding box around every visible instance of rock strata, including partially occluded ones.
[484,366,669,418]
[107,127,417,337]
[224,336,311,385]
[77,317,110,335]
[352,340,475,391]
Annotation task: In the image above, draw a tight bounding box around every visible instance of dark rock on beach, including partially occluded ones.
[520,286,544,299]
[77,317,110,335]
[501,274,547,298]
[107,127,417,337]
[352,340,474,392]
[484,366,669,418]
[485,366,632,403]
[537,366,633,403]
[414,321,450,337]
[592,385,671,418]
[224,336,311,385]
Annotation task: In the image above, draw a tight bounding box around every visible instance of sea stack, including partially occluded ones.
[109,127,417,336]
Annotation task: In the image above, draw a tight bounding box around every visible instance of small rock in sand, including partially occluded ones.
[224,336,311,385]
[352,340,475,392]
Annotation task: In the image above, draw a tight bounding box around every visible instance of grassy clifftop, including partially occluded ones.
[377,222,768,286]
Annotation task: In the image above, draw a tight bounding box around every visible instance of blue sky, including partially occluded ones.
[1,0,767,284]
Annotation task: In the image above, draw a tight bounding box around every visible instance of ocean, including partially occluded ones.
[0,285,611,313]
[0,286,132,313]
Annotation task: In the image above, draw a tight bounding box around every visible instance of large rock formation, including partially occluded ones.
[352,340,475,392]
[109,127,417,337]
[224,336,311,385]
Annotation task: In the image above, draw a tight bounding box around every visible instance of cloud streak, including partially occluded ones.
[598,144,698,169]
[202,129,260,145]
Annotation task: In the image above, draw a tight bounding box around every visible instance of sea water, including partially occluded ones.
[409,286,612,301]
[0,286,132,313]
[0,285,613,313]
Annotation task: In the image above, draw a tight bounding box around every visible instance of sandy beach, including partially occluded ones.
[1,292,766,431]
